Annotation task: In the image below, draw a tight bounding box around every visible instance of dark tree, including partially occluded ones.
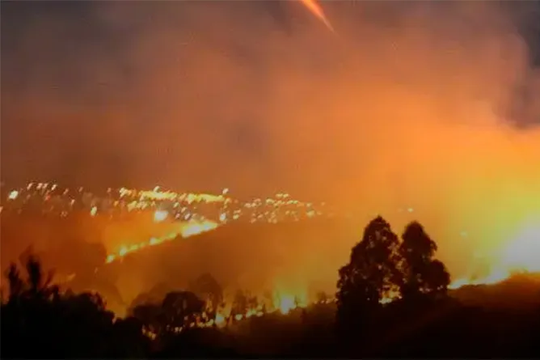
[132,290,205,337]
[190,273,223,319]
[1,255,147,358]
[161,291,206,329]
[111,316,151,357]
[6,255,59,301]
[399,221,451,301]
[132,303,166,335]
[128,282,174,314]
[336,216,401,335]
[231,289,248,317]
[316,291,329,304]
[246,292,259,312]
[6,263,25,298]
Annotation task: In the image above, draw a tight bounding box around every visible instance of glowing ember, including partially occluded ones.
[8,190,19,200]
[153,209,168,223]
[105,220,219,264]
[180,221,218,237]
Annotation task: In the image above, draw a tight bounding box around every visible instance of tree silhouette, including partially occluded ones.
[128,282,174,316]
[161,291,205,330]
[336,216,401,335]
[246,292,259,311]
[132,288,208,337]
[6,263,24,299]
[316,291,329,304]
[5,255,59,302]
[25,255,57,298]
[132,303,165,335]
[189,273,223,319]
[399,221,451,301]
[1,255,147,358]
[232,289,248,316]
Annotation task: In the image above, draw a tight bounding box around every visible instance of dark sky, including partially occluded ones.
[1,1,539,200]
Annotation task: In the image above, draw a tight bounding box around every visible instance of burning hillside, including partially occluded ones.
[91,217,539,318]
[104,219,218,264]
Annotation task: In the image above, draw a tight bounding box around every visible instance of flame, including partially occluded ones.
[103,214,538,326]
[277,295,296,314]
[97,200,538,327]
[153,210,168,223]
[498,219,540,273]
[215,313,226,325]
[140,249,540,339]
[180,221,219,237]
[170,288,312,332]
[449,217,540,289]
[105,220,219,264]
[299,0,335,33]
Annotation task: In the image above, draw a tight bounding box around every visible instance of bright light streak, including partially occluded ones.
[299,0,335,33]
[105,220,219,264]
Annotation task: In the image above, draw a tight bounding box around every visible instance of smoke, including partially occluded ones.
[2,2,540,300]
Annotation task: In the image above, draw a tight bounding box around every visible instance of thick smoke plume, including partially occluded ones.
[2,2,540,304]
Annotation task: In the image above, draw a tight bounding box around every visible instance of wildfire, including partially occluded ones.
[277,296,296,315]
[138,292,309,338]
[449,270,508,289]
[101,207,538,334]
[498,220,540,274]
[449,217,540,289]
[194,294,306,331]
[105,220,219,264]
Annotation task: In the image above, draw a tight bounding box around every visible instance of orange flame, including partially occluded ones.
[105,220,219,264]
[449,217,540,289]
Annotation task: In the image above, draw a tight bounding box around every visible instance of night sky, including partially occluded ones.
[2,1,539,200]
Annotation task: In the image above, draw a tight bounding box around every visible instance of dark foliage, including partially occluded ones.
[335,216,401,339]
[399,221,451,301]
[131,290,206,337]
[189,273,224,319]
[1,256,149,358]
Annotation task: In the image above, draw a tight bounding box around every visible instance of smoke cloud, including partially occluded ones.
[2,1,540,303]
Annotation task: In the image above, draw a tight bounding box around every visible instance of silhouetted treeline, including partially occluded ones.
[2,217,539,358]
[0,256,150,358]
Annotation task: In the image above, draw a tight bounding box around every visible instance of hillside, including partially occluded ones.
[102,219,359,310]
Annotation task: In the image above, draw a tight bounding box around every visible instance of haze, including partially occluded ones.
[2,1,540,300]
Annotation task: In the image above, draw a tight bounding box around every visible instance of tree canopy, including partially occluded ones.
[399,221,451,300]
[336,217,451,334]
[1,256,149,358]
